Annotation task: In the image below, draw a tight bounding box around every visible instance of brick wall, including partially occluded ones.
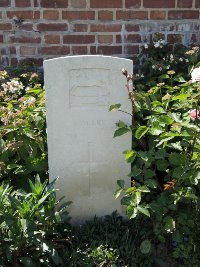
[0,0,200,67]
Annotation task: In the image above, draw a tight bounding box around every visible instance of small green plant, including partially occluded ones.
[0,71,47,188]
[0,176,71,267]
[110,43,200,265]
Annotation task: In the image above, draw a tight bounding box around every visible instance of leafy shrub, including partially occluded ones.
[110,41,200,265]
[0,71,47,188]
[0,177,71,267]
[62,212,157,267]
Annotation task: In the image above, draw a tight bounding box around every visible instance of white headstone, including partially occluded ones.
[44,55,132,223]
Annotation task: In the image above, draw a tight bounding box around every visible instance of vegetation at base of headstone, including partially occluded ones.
[0,176,72,267]
[110,37,200,265]
[0,70,48,188]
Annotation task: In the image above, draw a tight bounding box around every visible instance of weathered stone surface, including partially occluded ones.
[44,55,132,223]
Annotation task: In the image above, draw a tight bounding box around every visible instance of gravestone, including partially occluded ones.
[44,55,132,223]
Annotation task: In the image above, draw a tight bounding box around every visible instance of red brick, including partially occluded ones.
[41,0,68,8]
[73,24,88,32]
[116,34,141,43]
[0,35,3,43]
[7,11,40,19]
[9,47,16,54]
[90,45,122,55]
[10,36,41,43]
[44,34,60,44]
[168,11,199,19]
[0,48,6,55]
[91,24,122,32]
[43,10,59,20]
[38,46,70,55]
[11,58,18,66]
[20,23,33,31]
[1,47,16,55]
[34,0,39,7]
[191,34,197,43]
[195,0,200,7]
[15,0,31,7]
[98,11,113,20]
[167,34,183,43]
[71,0,86,8]
[19,58,43,67]
[0,0,10,7]
[72,46,88,54]
[63,35,95,44]
[150,11,166,20]
[116,11,148,20]
[98,35,113,44]
[62,11,95,20]
[177,0,193,7]
[125,0,141,8]
[20,47,36,56]
[90,0,122,8]
[124,45,139,54]
[126,34,141,43]
[143,0,175,8]
[125,24,140,32]
[37,23,68,31]
[0,23,12,30]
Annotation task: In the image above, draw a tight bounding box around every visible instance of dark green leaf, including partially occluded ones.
[137,206,150,217]
[114,127,130,138]
[140,239,151,254]
[135,126,149,139]
[117,179,125,189]
[109,103,121,111]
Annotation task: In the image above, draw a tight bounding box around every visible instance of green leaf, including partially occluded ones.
[163,216,175,233]
[138,186,150,193]
[156,136,175,147]
[140,239,151,254]
[135,126,149,139]
[137,151,148,161]
[7,163,18,170]
[137,206,150,217]
[126,187,136,194]
[114,188,123,199]
[125,150,136,163]
[149,128,163,136]
[144,179,157,188]
[135,191,141,205]
[174,76,186,83]
[42,242,63,265]
[143,169,155,179]
[116,120,127,128]
[155,149,167,159]
[20,257,37,267]
[158,115,174,125]
[156,160,169,171]
[127,205,138,219]
[117,179,125,189]
[121,196,131,205]
[169,153,186,166]
[160,74,170,79]
[172,94,190,101]
[20,219,27,232]
[114,127,130,138]
[109,103,121,111]
[129,166,142,177]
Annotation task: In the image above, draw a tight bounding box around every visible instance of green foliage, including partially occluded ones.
[0,177,71,267]
[110,42,200,265]
[0,70,47,188]
[63,212,156,267]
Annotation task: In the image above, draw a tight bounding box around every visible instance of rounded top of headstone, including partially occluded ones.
[43,55,132,68]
